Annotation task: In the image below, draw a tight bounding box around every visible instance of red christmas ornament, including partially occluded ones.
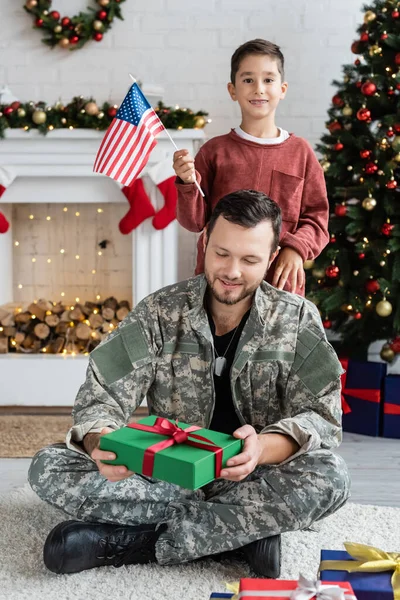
[360,32,369,42]
[386,180,397,189]
[335,204,347,217]
[381,32,388,40]
[392,10,400,18]
[355,59,361,66]
[360,149,371,159]
[361,81,377,96]
[354,312,362,320]
[355,81,362,88]
[35,17,44,27]
[61,17,71,26]
[351,41,361,54]
[330,236,337,244]
[365,279,380,293]
[365,162,378,174]
[358,253,366,260]
[107,106,117,118]
[381,223,395,236]
[3,107,13,116]
[357,107,371,121]
[334,142,344,151]
[391,338,400,354]
[332,94,344,107]
[323,319,333,329]
[388,88,395,96]
[93,32,103,41]
[325,264,340,279]
[49,10,60,20]
[387,128,394,137]
[97,10,107,20]
[70,35,79,44]
[397,84,400,91]
[396,53,400,66]
[328,120,342,132]
[394,123,400,133]
[10,101,20,110]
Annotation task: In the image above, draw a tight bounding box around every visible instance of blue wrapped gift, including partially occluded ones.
[209,594,234,599]
[383,375,400,439]
[320,548,394,599]
[341,359,386,436]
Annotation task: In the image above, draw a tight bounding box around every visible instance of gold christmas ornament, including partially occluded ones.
[303,260,315,270]
[59,38,70,48]
[54,25,62,33]
[393,152,400,163]
[364,10,377,22]
[376,299,393,317]
[97,111,104,119]
[362,196,377,210]
[194,115,206,128]
[84,101,99,116]
[321,160,331,172]
[98,0,110,5]
[380,344,395,362]
[391,136,400,152]
[369,44,382,56]
[25,0,37,7]
[342,105,353,116]
[17,107,26,117]
[93,20,104,31]
[32,110,46,125]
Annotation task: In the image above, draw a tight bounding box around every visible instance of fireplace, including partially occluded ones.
[0,128,204,405]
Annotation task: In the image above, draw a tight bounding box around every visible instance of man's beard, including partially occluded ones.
[204,267,262,306]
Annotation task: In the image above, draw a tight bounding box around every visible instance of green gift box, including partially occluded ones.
[100,415,243,490]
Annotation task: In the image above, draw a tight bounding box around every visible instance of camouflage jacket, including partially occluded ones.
[67,276,343,461]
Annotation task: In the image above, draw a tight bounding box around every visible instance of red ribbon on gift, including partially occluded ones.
[127,417,223,478]
[339,359,381,414]
[384,403,400,415]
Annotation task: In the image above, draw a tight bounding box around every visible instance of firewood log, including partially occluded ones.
[118,300,131,311]
[34,323,50,340]
[14,332,26,344]
[36,299,53,313]
[69,307,84,321]
[27,303,45,322]
[14,312,31,325]
[76,323,91,341]
[0,337,8,354]
[45,314,60,327]
[3,326,16,337]
[89,313,104,329]
[101,307,115,321]
[50,337,65,354]
[103,297,118,311]
[116,307,129,321]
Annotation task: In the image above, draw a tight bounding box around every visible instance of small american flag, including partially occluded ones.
[93,83,165,186]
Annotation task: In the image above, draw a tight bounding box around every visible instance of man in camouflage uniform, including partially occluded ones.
[29,190,349,576]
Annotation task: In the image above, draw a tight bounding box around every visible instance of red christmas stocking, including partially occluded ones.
[152,176,178,230]
[0,184,10,234]
[119,178,156,234]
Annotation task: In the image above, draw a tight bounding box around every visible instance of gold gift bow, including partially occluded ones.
[319,541,400,600]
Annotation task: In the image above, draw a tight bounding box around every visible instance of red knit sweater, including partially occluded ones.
[176,130,329,296]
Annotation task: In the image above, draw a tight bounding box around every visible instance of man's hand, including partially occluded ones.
[85,427,135,483]
[173,149,196,183]
[272,247,305,293]
[219,425,262,482]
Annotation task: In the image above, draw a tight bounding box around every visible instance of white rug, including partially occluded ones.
[1,485,400,600]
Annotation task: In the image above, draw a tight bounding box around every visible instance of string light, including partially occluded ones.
[98,251,102,256]
[97,208,103,213]
[31,315,36,319]
[46,216,51,221]
[47,258,51,263]
[75,212,80,217]
[29,214,34,220]
[75,254,80,260]
[96,295,101,300]
[92,269,96,274]
[75,297,80,302]
[60,249,65,254]
[0,327,3,332]
[14,241,19,246]
[32,257,36,263]
[61,292,65,297]
[63,207,68,212]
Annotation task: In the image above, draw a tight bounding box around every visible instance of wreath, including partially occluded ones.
[23,0,126,50]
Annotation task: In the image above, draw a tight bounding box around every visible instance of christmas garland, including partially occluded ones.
[0,97,209,139]
[23,0,125,50]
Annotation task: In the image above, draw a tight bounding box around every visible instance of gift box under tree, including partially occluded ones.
[340,359,386,436]
[320,542,399,600]
[224,576,356,599]
[100,415,243,490]
[382,375,400,440]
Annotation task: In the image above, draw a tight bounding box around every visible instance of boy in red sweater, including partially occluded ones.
[173,39,329,295]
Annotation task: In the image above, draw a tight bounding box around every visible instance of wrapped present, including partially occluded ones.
[229,575,356,599]
[100,415,243,490]
[383,376,400,439]
[340,358,386,436]
[320,542,400,600]
[209,594,234,599]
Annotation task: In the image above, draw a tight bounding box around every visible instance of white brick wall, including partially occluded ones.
[1,0,362,146]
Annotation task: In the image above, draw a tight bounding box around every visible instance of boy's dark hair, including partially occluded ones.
[230,39,285,84]
[207,190,282,253]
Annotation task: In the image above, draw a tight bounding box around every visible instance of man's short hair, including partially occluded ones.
[230,38,285,84]
[207,189,282,253]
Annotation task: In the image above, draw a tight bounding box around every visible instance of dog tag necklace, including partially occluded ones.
[213,325,240,376]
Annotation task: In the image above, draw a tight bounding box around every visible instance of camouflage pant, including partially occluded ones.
[28,444,350,565]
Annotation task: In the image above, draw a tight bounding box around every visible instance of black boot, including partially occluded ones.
[43,520,167,574]
[242,534,281,578]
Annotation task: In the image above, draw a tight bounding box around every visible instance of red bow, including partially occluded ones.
[340,359,381,415]
[127,418,223,478]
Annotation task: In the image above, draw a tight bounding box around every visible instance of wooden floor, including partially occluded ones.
[0,432,399,506]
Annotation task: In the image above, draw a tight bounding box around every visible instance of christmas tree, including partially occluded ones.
[306,0,400,363]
